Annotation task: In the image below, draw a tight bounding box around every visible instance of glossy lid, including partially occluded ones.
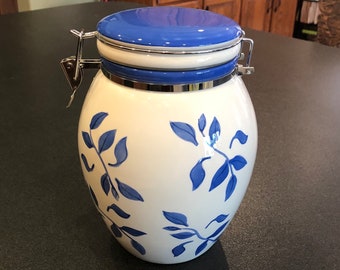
[97,7,242,48]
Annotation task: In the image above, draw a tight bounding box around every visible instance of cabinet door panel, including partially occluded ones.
[0,0,18,14]
[157,0,202,8]
[240,0,271,32]
[270,0,298,36]
[204,0,241,22]
[119,0,154,6]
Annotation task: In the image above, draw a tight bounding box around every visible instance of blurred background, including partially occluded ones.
[0,0,339,47]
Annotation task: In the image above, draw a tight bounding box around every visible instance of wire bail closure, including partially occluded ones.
[237,37,255,75]
[60,29,254,107]
[60,29,100,108]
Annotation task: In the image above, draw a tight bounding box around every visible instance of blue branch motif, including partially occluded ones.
[170,113,248,201]
[163,211,230,257]
[81,112,146,255]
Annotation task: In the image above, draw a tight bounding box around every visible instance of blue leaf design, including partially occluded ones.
[170,121,198,146]
[131,239,146,255]
[115,178,144,202]
[171,232,195,239]
[98,130,116,153]
[81,153,94,172]
[229,130,248,148]
[209,117,221,142]
[110,223,122,238]
[101,173,110,195]
[82,131,93,148]
[90,112,108,129]
[230,155,247,170]
[163,226,181,231]
[190,157,211,191]
[107,204,130,219]
[121,226,146,236]
[225,174,237,201]
[208,222,228,239]
[209,160,229,191]
[205,214,229,229]
[172,241,193,257]
[214,214,229,223]
[163,211,189,227]
[195,240,208,255]
[89,186,98,207]
[109,137,128,167]
[111,182,119,200]
[198,114,206,133]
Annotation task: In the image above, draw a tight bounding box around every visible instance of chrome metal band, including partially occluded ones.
[101,65,235,92]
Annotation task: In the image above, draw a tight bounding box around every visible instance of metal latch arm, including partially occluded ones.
[60,29,100,108]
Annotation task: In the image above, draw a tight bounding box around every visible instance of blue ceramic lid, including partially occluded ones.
[97,7,242,48]
[101,56,238,84]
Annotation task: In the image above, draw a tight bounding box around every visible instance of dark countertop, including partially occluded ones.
[0,2,339,269]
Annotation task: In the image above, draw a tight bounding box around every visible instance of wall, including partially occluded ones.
[18,0,97,12]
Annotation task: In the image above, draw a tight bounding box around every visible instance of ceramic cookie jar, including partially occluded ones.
[60,6,257,264]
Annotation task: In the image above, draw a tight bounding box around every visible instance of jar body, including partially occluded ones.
[78,71,257,264]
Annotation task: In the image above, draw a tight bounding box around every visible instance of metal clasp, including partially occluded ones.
[60,29,100,108]
[237,37,255,76]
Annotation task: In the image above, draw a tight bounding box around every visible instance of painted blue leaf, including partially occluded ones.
[82,131,93,148]
[110,222,122,238]
[230,155,247,170]
[90,112,108,129]
[190,157,211,191]
[107,204,130,219]
[205,214,229,229]
[195,240,208,255]
[209,160,229,191]
[131,239,146,255]
[101,173,110,195]
[225,174,237,201]
[214,214,229,223]
[208,222,229,239]
[98,130,116,153]
[115,178,144,202]
[229,130,248,148]
[209,117,221,142]
[172,244,186,257]
[163,211,189,227]
[111,182,119,200]
[121,226,146,236]
[109,137,128,167]
[172,241,193,257]
[171,232,195,239]
[81,153,94,172]
[198,114,206,133]
[88,186,98,207]
[170,121,198,146]
[163,226,181,231]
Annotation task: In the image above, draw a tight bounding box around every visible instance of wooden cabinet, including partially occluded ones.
[269,0,298,36]
[120,0,202,8]
[108,0,297,37]
[240,0,298,36]
[157,0,202,8]
[114,0,239,23]
[112,0,241,21]
[0,0,18,15]
[239,0,271,31]
[203,0,241,22]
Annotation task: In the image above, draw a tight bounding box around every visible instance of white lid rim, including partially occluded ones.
[96,32,243,55]
[97,39,241,70]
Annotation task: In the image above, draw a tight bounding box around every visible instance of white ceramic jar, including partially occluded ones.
[61,6,257,264]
